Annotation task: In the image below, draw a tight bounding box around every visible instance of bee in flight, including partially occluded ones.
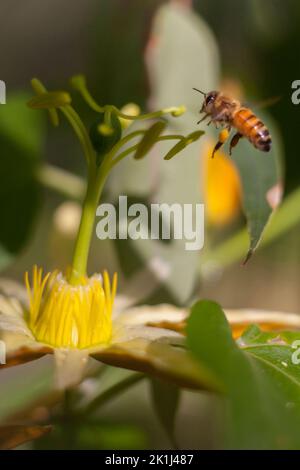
[193,88,272,158]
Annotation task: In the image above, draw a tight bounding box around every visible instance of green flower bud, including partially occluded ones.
[89,112,122,165]
[70,74,86,91]
[170,105,186,117]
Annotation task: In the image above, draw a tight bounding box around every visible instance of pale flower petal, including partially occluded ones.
[117,303,186,327]
[112,304,186,345]
[113,323,183,345]
[118,304,300,338]
[225,309,300,338]
[0,280,28,307]
[1,267,300,389]
[53,349,89,389]
[112,295,135,317]
[92,338,219,391]
[3,343,51,368]
[0,309,33,339]
[0,294,24,318]
[0,292,33,339]
[225,309,300,328]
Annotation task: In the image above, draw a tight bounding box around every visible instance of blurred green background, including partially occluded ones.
[1,0,299,311]
[1,0,300,449]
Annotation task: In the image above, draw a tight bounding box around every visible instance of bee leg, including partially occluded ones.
[211,129,231,158]
[197,114,209,125]
[211,141,224,158]
[229,132,243,155]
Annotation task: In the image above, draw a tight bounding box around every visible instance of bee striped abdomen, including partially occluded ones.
[233,107,272,152]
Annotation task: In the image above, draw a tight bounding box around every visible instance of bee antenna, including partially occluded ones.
[193,87,206,96]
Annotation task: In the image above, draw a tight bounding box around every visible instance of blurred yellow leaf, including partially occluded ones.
[202,139,242,226]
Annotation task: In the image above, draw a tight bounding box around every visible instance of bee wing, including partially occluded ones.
[243,96,282,111]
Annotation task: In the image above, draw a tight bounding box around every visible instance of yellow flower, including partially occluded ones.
[25,267,116,349]
[202,139,242,226]
[2,268,300,391]
[0,268,202,390]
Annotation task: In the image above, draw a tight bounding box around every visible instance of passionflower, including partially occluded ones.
[2,271,300,392]
[0,76,208,389]
[0,269,198,390]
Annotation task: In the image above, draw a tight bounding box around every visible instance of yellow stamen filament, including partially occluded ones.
[25,266,117,349]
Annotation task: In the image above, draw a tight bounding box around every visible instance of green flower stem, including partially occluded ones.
[72,81,106,113]
[31,78,59,126]
[71,80,185,120]
[112,105,186,121]
[67,131,185,282]
[106,130,146,159]
[68,162,110,285]
[104,108,112,128]
[110,143,140,167]
[60,105,96,168]
[36,136,184,200]
[84,373,145,416]
[110,135,184,167]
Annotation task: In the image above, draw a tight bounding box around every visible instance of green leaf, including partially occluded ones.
[239,324,278,345]
[187,300,300,449]
[150,379,180,447]
[77,423,147,450]
[230,114,283,262]
[200,184,300,271]
[0,93,45,270]
[134,121,166,160]
[35,422,147,450]
[240,324,300,347]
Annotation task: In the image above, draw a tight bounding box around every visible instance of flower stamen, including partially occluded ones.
[25,266,117,349]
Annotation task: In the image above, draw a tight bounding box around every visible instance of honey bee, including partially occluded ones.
[193,88,272,158]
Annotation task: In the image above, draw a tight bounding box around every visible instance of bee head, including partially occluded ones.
[193,88,219,115]
[202,90,218,113]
